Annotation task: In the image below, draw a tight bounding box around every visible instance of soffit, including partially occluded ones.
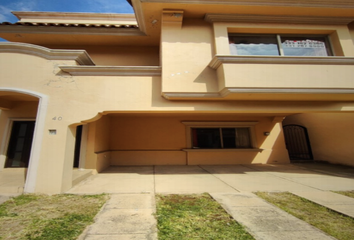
[0,26,158,46]
[1,0,354,46]
[136,1,354,30]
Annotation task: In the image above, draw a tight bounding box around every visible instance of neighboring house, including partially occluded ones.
[0,0,353,193]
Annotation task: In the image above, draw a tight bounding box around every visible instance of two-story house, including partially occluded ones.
[0,0,353,193]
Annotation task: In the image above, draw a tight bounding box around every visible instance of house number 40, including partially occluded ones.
[52,116,62,121]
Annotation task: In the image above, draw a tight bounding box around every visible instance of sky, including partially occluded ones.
[0,0,134,41]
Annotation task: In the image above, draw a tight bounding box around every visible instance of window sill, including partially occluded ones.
[182,148,263,152]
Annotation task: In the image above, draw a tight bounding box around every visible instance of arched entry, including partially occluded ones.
[0,88,48,193]
[283,124,313,161]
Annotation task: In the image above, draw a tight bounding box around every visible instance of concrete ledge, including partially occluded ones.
[110,151,186,165]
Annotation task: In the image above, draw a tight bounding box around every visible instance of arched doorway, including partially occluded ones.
[283,124,313,161]
[0,88,48,193]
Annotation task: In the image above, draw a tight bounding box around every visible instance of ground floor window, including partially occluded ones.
[183,122,257,149]
[192,128,251,149]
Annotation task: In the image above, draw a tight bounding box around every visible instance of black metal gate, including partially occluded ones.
[283,124,313,161]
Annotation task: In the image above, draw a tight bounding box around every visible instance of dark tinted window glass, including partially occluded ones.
[192,128,221,149]
[222,128,236,148]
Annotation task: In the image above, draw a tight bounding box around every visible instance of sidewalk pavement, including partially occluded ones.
[68,163,354,240]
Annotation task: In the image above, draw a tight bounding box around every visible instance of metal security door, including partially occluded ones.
[283,124,313,161]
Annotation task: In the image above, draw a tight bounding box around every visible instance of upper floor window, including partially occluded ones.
[229,34,332,57]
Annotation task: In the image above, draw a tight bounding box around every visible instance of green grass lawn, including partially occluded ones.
[0,194,108,240]
[334,190,354,199]
[156,193,254,240]
[256,191,354,240]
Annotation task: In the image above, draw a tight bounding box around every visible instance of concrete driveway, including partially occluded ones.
[69,163,354,240]
[67,163,354,194]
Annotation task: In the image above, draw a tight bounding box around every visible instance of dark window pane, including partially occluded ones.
[222,128,236,148]
[229,35,279,56]
[281,36,329,56]
[192,128,221,149]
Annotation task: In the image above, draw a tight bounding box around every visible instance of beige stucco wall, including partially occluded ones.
[160,19,354,97]
[46,46,160,66]
[161,19,218,93]
[87,115,290,165]
[283,113,354,166]
[1,26,354,193]
[222,63,354,89]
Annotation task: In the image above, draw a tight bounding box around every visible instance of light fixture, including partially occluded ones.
[264,132,270,136]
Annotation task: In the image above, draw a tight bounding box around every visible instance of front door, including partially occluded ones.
[5,121,35,168]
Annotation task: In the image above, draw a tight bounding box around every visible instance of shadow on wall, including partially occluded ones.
[78,114,290,170]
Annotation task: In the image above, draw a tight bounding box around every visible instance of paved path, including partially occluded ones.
[78,193,157,240]
[291,190,354,218]
[211,192,335,240]
[67,163,354,240]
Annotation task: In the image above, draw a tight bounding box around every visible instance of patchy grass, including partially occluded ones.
[256,192,354,240]
[156,193,254,240]
[0,194,108,240]
[334,191,354,199]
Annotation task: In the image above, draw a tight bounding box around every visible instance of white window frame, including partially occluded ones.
[182,122,259,151]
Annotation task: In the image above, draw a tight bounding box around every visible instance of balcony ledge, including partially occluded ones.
[182,148,263,152]
[209,55,354,69]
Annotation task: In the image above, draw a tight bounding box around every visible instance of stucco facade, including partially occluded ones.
[0,0,353,193]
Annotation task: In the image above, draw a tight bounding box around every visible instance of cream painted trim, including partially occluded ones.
[13,11,137,22]
[209,55,354,69]
[163,87,354,100]
[59,66,162,76]
[0,25,143,36]
[0,42,95,65]
[220,88,354,95]
[182,148,263,152]
[131,0,147,33]
[162,92,221,100]
[205,14,354,25]
[139,0,354,8]
[0,88,48,193]
[182,121,258,149]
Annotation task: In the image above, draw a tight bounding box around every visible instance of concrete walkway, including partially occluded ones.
[79,193,157,240]
[211,192,335,240]
[67,163,354,240]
